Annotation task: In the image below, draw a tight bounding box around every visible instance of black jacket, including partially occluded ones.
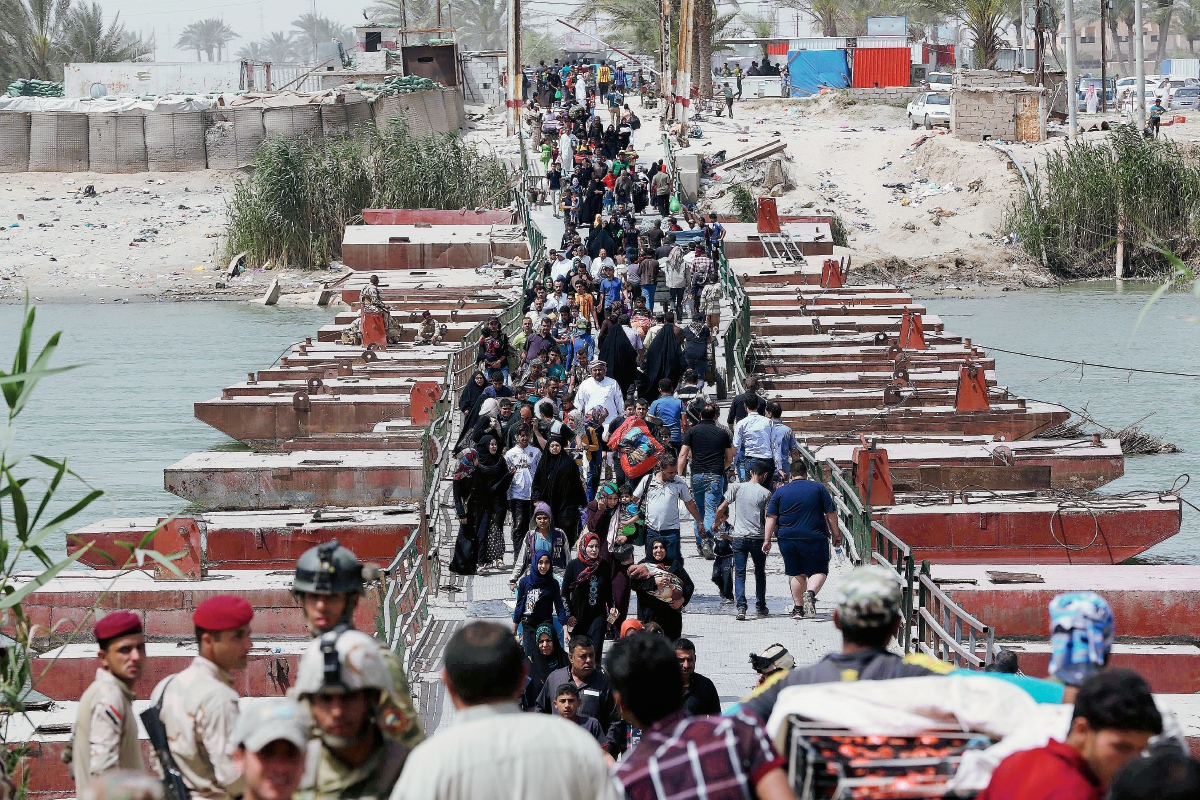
[535,667,623,753]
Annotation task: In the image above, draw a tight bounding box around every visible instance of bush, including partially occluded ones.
[830,212,850,247]
[226,120,512,270]
[729,183,757,222]
[1006,125,1200,279]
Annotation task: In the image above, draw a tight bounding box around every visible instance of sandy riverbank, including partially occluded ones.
[0,171,339,304]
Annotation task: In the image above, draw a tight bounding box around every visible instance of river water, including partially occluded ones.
[1,283,1197,566]
[937,281,1200,564]
[0,302,333,566]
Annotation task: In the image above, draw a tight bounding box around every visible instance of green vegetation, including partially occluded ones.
[226,120,511,270]
[1006,125,1200,279]
[729,184,757,223]
[831,212,850,247]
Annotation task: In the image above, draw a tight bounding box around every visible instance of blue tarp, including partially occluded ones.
[787,50,849,96]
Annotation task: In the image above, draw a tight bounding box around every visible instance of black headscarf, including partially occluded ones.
[598,319,638,395]
[532,437,586,514]
[459,371,487,413]
[472,435,513,508]
[639,324,685,400]
[587,225,618,260]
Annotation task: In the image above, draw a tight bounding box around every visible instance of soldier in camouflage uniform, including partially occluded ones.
[71,612,147,785]
[293,630,411,800]
[739,566,939,722]
[150,596,254,800]
[292,540,423,748]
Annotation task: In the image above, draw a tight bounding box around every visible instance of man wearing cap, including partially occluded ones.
[71,612,147,784]
[292,541,424,748]
[736,566,938,723]
[150,595,254,800]
[231,699,309,800]
[293,630,411,800]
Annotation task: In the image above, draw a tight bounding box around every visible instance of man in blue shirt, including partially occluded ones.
[731,393,774,480]
[648,378,684,446]
[599,264,623,318]
[765,401,795,488]
[765,460,838,619]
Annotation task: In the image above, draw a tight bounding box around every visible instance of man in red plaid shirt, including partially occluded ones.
[607,634,791,800]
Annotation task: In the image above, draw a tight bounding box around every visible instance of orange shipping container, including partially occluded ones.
[852,47,911,88]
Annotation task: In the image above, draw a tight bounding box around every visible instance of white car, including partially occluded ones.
[907,92,951,129]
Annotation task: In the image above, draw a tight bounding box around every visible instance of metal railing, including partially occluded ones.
[825,459,872,567]
[870,521,915,654]
[716,247,751,395]
[916,560,995,668]
[382,185,541,672]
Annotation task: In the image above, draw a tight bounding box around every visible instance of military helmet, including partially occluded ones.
[293,629,395,697]
[835,565,904,629]
[293,539,367,595]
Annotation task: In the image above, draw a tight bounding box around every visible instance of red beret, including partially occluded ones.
[95,611,142,642]
[192,596,254,632]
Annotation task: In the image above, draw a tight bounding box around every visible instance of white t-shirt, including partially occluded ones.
[635,474,694,531]
[550,258,574,281]
[590,256,615,280]
[506,444,541,501]
[575,376,624,426]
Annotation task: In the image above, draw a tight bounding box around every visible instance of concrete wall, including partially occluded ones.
[951,87,1046,142]
[844,86,919,105]
[952,69,1028,89]
[461,54,505,109]
[0,88,465,172]
[64,62,243,98]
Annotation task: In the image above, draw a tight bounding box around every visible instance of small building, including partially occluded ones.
[461,51,505,109]
[951,70,1047,142]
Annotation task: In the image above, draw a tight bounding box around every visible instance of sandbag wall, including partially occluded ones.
[0,88,465,173]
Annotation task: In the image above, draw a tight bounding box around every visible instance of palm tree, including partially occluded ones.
[235,41,268,60]
[199,17,238,60]
[369,0,439,29]
[776,0,845,36]
[571,0,659,55]
[177,20,206,60]
[0,0,72,82]
[291,13,352,61]
[262,30,301,63]
[176,17,236,60]
[61,2,152,62]
[451,0,507,49]
[1176,0,1200,53]
[914,0,1008,67]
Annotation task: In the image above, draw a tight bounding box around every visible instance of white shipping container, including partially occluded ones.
[1170,58,1200,79]
[789,38,848,51]
[64,62,243,98]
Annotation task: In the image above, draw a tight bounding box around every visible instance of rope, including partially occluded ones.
[978,344,1200,379]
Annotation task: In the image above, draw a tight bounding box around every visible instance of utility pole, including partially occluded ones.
[1034,1,1045,86]
[660,0,672,126]
[1134,0,1146,127]
[436,0,441,29]
[1065,0,1078,138]
[1100,0,1108,111]
[676,0,695,142]
[507,0,522,136]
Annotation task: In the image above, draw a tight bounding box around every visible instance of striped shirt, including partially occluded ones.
[612,710,784,800]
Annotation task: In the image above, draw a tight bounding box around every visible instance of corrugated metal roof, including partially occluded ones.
[789,37,848,51]
[856,36,909,48]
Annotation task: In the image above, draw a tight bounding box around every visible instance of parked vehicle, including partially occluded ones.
[906,92,951,129]
[1170,85,1199,111]
[925,72,953,90]
[1076,77,1114,110]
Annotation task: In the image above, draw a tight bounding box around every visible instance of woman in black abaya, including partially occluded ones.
[638,320,685,400]
[633,537,695,641]
[597,316,638,396]
[475,434,514,572]
[531,436,587,546]
[458,371,487,418]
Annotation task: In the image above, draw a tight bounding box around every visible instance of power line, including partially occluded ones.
[980,343,1200,378]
